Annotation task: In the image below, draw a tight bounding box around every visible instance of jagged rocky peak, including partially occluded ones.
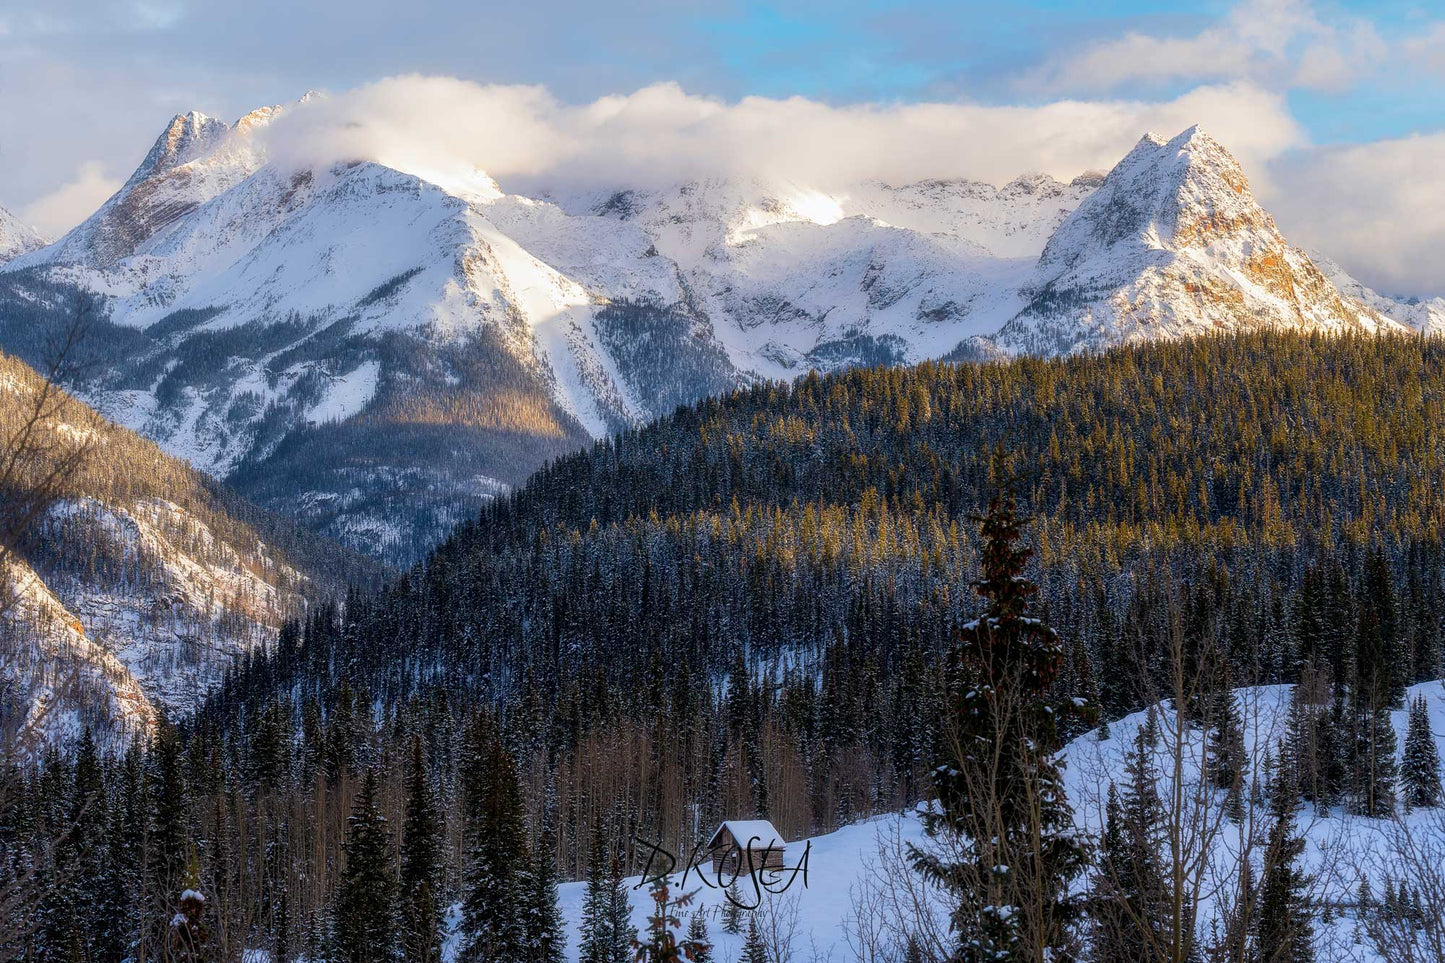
[32,103,275,269]
[1040,125,1273,269]
[995,125,1403,356]
[128,110,232,186]
[998,171,1071,198]
[235,103,284,133]
[0,205,44,263]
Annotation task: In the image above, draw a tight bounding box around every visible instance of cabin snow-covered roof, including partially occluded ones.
[707,819,785,851]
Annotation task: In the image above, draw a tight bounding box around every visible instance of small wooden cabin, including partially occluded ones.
[707,819,786,874]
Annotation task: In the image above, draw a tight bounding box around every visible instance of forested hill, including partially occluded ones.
[198,330,1445,857]
[0,350,385,742]
[447,327,1444,556]
[13,330,1441,956]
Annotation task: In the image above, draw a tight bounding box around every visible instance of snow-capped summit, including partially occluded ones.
[127,110,232,187]
[0,205,44,264]
[25,105,273,270]
[995,126,1403,355]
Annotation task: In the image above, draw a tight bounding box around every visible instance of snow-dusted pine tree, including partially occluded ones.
[579,825,619,963]
[686,911,712,963]
[460,713,529,963]
[525,796,567,963]
[721,881,746,934]
[1254,747,1314,963]
[742,916,769,963]
[1207,687,1246,791]
[335,768,398,963]
[605,850,637,963]
[1402,695,1442,809]
[910,486,1091,961]
[400,735,444,963]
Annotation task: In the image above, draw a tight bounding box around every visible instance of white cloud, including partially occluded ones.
[1026,0,1387,94]
[260,76,1305,194]
[1264,133,1445,298]
[19,161,121,238]
[250,75,1441,296]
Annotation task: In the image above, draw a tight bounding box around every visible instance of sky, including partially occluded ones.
[1,0,1443,295]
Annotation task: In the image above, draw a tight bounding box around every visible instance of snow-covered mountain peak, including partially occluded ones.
[21,105,272,270]
[0,205,44,264]
[234,103,285,133]
[997,125,1405,355]
[128,110,232,187]
[1041,123,1261,270]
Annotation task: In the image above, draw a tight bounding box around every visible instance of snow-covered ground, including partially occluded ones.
[1064,682,1445,963]
[551,815,936,963]
[236,682,1444,961]
[441,681,1445,962]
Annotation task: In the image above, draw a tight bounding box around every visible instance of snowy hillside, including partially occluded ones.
[1310,249,1445,336]
[0,99,1427,562]
[0,352,374,745]
[0,205,43,264]
[509,682,1445,963]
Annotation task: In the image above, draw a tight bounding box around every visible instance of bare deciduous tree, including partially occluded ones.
[1356,807,1445,962]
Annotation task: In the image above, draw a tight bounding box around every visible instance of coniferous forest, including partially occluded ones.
[5,330,1445,960]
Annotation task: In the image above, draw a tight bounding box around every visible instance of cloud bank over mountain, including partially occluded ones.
[1268,132,1445,299]
[258,76,1305,195]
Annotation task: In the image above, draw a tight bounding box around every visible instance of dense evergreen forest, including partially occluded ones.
[5,331,1445,960]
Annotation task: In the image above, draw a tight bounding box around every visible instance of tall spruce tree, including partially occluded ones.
[460,713,529,963]
[911,487,1090,961]
[687,912,712,963]
[1092,723,1174,963]
[578,821,618,960]
[1355,707,1399,817]
[742,916,769,963]
[1356,550,1404,711]
[525,796,567,963]
[605,849,637,963]
[400,735,444,963]
[1090,785,1131,963]
[147,718,189,889]
[335,768,398,963]
[721,880,746,935]
[1208,688,1246,792]
[1254,751,1314,963]
[1402,695,1442,809]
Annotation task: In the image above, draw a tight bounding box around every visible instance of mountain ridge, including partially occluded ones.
[995,126,1401,354]
[0,103,1428,563]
